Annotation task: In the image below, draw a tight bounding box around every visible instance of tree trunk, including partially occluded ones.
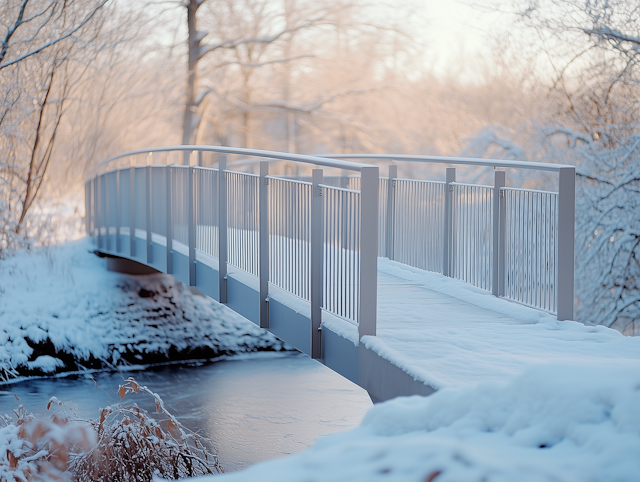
[182,0,201,146]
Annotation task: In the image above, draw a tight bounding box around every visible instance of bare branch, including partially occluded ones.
[0,0,110,71]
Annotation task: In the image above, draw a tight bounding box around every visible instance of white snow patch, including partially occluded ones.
[227,266,259,291]
[27,356,64,373]
[188,363,640,482]
[267,285,311,318]
[321,311,359,346]
[0,238,286,380]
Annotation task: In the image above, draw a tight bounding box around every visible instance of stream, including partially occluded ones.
[0,352,373,472]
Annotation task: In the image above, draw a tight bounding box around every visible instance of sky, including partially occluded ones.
[415,0,511,77]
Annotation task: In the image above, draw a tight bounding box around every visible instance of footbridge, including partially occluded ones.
[85,146,575,402]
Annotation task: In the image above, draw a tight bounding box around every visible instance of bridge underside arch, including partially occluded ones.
[97,248,435,403]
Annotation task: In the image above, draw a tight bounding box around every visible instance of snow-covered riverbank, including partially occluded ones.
[0,239,287,381]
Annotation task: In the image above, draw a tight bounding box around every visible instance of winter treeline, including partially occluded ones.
[0,0,527,256]
[3,0,640,332]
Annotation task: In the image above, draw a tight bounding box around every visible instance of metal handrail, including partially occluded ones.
[85,146,575,323]
[318,153,574,172]
[318,184,360,195]
[89,145,374,177]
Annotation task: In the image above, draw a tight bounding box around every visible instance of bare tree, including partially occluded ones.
[0,0,123,252]
[0,0,109,70]
[179,0,338,146]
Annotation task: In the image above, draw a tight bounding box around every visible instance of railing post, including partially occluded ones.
[85,181,90,236]
[259,161,269,329]
[99,174,104,249]
[557,166,575,321]
[311,168,324,358]
[115,170,121,253]
[386,164,397,259]
[130,165,136,258]
[188,154,196,286]
[443,167,456,276]
[492,169,506,296]
[92,177,98,243]
[218,155,228,304]
[146,159,152,265]
[105,172,110,252]
[166,163,173,274]
[359,166,379,338]
[499,173,507,296]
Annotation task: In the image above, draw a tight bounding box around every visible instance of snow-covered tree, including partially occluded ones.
[465,0,640,333]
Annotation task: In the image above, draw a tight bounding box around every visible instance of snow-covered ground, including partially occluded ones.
[0,238,287,381]
[187,258,640,482]
[2,238,639,481]
[189,363,640,482]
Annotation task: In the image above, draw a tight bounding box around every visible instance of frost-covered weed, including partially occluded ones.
[0,378,222,481]
[0,401,95,482]
[70,378,222,481]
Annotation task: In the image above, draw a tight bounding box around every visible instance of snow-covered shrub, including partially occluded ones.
[0,402,96,482]
[70,378,222,481]
[0,378,221,481]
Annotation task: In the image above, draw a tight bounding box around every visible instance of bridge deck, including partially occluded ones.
[367,259,640,390]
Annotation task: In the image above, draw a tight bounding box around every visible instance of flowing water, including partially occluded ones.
[0,352,373,472]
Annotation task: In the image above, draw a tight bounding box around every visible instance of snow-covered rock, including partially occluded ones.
[0,238,287,380]
[188,363,640,482]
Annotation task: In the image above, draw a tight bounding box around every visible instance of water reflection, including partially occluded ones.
[0,352,373,472]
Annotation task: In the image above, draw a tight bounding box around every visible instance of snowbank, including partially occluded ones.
[187,363,640,482]
[0,238,287,380]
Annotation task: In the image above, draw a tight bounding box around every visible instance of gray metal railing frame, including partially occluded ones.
[320,154,575,321]
[86,146,576,346]
[87,146,379,359]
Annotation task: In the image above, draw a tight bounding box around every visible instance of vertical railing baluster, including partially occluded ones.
[115,170,121,253]
[498,183,507,296]
[259,161,269,329]
[218,155,228,303]
[92,177,97,243]
[443,167,456,276]
[386,164,396,259]
[188,156,196,286]
[166,162,173,274]
[97,175,103,249]
[493,170,505,296]
[105,171,110,252]
[130,164,135,258]
[85,181,91,236]
[311,169,324,359]
[146,158,152,265]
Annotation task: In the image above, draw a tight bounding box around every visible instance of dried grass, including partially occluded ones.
[1,377,223,481]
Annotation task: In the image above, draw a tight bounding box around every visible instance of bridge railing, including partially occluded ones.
[85,146,379,359]
[85,147,576,352]
[320,155,575,320]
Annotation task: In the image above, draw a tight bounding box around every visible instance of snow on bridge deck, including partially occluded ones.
[342,258,640,391]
